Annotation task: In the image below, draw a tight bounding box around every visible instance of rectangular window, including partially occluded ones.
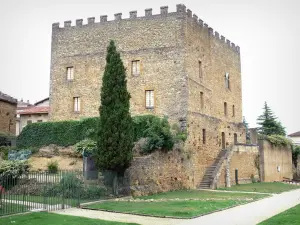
[202,129,206,144]
[224,102,227,117]
[67,67,74,80]
[145,90,154,109]
[37,120,43,123]
[73,97,81,112]
[132,60,141,76]
[232,105,235,117]
[27,120,32,125]
[200,92,204,110]
[225,72,230,89]
[199,61,203,81]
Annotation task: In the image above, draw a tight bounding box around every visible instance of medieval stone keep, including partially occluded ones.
[50,4,265,192]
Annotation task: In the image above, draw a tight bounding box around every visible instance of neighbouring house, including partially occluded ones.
[288,131,300,146]
[48,4,292,192]
[0,91,17,135]
[16,97,49,135]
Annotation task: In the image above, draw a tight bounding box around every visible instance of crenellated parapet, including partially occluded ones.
[52,3,240,54]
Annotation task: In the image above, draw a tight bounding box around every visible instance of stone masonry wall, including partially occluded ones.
[50,7,188,123]
[218,145,259,187]
[0,101,16,135]
[259,140,292,182]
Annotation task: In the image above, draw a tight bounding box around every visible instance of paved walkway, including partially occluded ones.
[54,189,300,225]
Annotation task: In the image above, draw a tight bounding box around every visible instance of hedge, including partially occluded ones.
[0,132,15,146]
[17,115,184,152]
[17,117,98,148]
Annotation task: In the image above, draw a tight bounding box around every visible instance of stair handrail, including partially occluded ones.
[210,147,233,189]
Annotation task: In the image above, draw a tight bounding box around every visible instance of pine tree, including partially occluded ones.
[96,41,134,193]
[243,116,251,143]
[257,102,286,136]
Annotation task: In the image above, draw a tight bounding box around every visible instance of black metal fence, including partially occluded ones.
[0,170,119,217]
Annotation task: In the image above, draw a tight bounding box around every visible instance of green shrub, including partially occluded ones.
[259,134,292,147]
[17,117,98,148]
[47,161,59,174]
[80,186,107,200]
[0,160,30,188]
[75,139,97,157]
[0,132,15,146]
[0,146,11,160]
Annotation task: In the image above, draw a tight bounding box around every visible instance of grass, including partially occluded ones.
[86,200,247,218]
[0,203,28,216]
[137,189,268,200]
[0,212,139,225]
[3,195,78,206]
[258,204,300,225]
[218,182,300,193]
[85,190,269,218]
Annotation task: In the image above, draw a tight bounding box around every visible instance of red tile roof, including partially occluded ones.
[18,106,49,115]
[289,132,300,137]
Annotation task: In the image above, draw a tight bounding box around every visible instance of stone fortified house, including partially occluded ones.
[50,4,247,189]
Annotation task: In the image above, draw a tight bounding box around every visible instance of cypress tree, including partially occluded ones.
[257,102,286,136]
[96,41,134,192]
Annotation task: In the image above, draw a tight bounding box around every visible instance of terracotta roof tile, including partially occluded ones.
[289,131,300,137]
[18,106,49,115]
[0,91,17,105]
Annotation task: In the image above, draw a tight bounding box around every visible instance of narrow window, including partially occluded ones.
[224,102,228,117]
[27,120,32,125]
[234,133,238,144]
[200,92,204,110]
[202,129,206,144]
[232,105,235,117]
[225,72,230,89]
[67,67,74,80]
[37,120,43,123]
[145,90,154,109]
[199,61,203,82]
[132,60,141,76]
[73,97,81,113]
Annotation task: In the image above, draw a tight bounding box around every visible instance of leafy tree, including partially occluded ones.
[243,116,251,143]
[257,102,286,136]
[292,145,300,168]
[95,40,134,195]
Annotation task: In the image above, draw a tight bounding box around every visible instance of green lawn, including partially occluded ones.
[3,195,78,206]
[137,189,268,200]
[259,204,300,225]
[85,190,269,218]
[0,203,28,216]
[218,182,300,193]
[0,212,139,225]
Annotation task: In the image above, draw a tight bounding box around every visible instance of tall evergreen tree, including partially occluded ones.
[243,116,251,143]
[96,41,134,193]
[257,102,286,136]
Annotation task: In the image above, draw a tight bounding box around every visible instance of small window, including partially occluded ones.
[202,129,206,144]
[232,105,235,117]
[199,61,203,82]
[132,60,141,76]
[200,92,204,110]
[67,67,74,80]
[224,102,227,117]
[145,90,154,109]
[73,97,81,113]
[37,120,43,123]
[27,120,32,125]
[225,72,230,89]
[234,133,238,144]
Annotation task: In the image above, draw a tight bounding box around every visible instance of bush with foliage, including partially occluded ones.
[75,139,97,157]
[292,145,300,168]
[259,134,292,147]
[0,132,15,146]
[8,150,32,161]
[47,161,59,174]
[0,160,30,188]
[17,117,98,148]
[0,146,11,160]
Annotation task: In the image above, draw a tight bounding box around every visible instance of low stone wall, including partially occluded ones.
[259,140,292,182]
[217,145,259,187]
[124,150,192,196]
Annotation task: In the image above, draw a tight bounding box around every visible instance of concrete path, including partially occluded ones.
[54,208,183,225]
[180,189,300,225]
[54,189,300,225]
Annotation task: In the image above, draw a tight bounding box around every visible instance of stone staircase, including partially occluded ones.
[198,149,228,189]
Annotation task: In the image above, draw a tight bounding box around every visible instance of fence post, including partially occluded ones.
[62,171,65,210]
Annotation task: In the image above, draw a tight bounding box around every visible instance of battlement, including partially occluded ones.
[52,4,240,54]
